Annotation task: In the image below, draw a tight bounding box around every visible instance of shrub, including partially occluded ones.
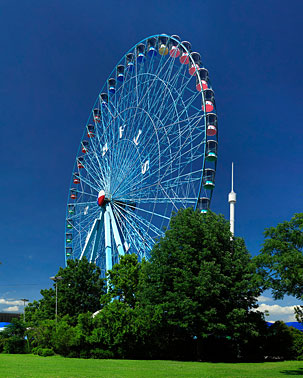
[90,348,114,359]
[265,321,303,360]
[38,348,55,357]
[31,346,41,355]
[2,336,26,354]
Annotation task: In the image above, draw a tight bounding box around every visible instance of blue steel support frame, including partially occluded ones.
[104,207,112,271]
[107,203,125,257]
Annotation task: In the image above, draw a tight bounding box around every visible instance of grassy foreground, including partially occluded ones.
[0,355,303,378]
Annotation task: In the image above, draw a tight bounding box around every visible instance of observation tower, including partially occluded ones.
[228,162,236,236]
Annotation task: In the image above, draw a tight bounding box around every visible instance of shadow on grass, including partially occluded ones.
[280,368,303,375]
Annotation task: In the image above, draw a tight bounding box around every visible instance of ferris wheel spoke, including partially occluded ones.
[124,170,203,200]
[142,68,191,128]
[112,206,152,259]
[141,53,180,105]
[81,151,105,187]
[113,202,159,246]
[133,59,178,132]
[115,129,204,197]
[127,56,175,132]
[120,206,163,239]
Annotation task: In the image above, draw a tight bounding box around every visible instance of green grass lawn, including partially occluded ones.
[0,355,302,378]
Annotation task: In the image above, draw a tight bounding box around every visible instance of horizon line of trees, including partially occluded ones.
[1,209,303,361]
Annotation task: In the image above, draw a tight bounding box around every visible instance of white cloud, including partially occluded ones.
[257,295,273,303]
[3,306,19,312]
[0,298,23,306]
[256,303,297,322]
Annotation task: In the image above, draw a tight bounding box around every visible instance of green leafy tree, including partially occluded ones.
[295,305,303,323]
[254,213,303,300]
[92,300,158,359]
[0,318,27,354]
[265,321,303,360]
[26,290,55,323]
[52,316,78,356]
[102,254,141,308]
[139,208,265,360]
[26,257,106,325]
[27,318,55,350]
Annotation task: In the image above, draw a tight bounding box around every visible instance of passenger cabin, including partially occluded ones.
[206,113,217,137]
[87,124,95,138]
[100,93,108,107]
[67,219,73,229]
[126,53,134,71]
[205,140,218,162]
[66,233,72,243]
[169,35,181,58]
[147,37,157,57]
[70,189,77,199]
[73,172,80,184]
[158,35,168,55]
[68,204,75,214]
[203,168,216,190]
[202,89,215,112]
[189,52,201,76]
[198,197,210,214]
[93,108,101,122]
[108,78,116,94]
[66,247,72,257]
[117,65,125,82]
[77,157,84,169]
[196,68,209,91]
[179,41,191,64]
[81,140,89,154]
[136,43,145,63]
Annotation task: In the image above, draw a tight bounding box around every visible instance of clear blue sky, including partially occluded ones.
[0,0,302,321]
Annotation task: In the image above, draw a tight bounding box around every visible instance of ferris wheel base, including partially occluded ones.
[80,203,125,272]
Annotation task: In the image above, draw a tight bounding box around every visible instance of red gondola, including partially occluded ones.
[70,189,77,199]
[196,68,209,91]
[169,35,181,58]
[189,52,201,76]
[87,124,95,138]
[179,41,191,64]
[73,173,80,184]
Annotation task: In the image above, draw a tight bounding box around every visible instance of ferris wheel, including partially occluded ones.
[65,34,218,275]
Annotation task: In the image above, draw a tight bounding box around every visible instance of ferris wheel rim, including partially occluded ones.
[65,33,218,270]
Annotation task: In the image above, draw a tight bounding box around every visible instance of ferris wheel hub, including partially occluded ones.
[97,190,106,207]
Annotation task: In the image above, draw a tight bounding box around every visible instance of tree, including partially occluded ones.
[26,257,106,325]
[265,321,303,360]
[254,213,303,300]
[139,208,265,361]
[27,318,55,350]
[0,318,27,354]
[102,254,141,308]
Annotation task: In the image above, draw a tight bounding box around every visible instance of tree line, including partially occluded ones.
[1,209,303,361]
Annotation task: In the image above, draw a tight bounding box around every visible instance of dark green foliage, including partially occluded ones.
[92,300,158,359]
[52,317,78,356]
[26,257,106,325]
[90,348,114,359]
[20,209,276,361]
[139,209,265,360]
[32,347,55,357]
[254,213,303,300]
[0,318,27,354]
[265,321,303,360]
[27,319,56,349]
[102,254,141,308]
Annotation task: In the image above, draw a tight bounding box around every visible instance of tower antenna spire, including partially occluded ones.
[228,162,237,236]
